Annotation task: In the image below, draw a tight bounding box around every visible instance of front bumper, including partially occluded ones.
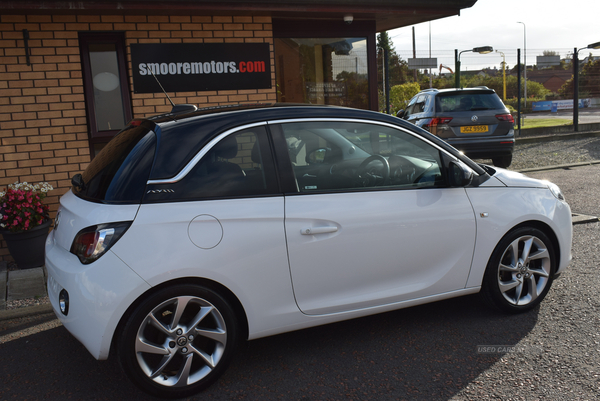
[46,231,151,360]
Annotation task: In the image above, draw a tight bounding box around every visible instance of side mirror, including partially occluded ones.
[396,109,405,119]
[449,161,474,187]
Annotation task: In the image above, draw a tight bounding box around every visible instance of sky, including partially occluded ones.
[388,0,600,71]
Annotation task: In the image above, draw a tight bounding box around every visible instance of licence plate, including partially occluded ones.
[460,125,489,133]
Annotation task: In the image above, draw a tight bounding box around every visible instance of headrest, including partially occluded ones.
[214,136,238,159]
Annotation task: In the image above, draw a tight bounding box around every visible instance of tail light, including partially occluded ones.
[424,117,453,135]
[495,114,515,123]
[424,117,453,129]
[70,222,132,264]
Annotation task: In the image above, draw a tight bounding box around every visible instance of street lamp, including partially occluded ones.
[496,50,507,100]
[454,46,494,88]
[574,41,600,131]
[517,22,527,107]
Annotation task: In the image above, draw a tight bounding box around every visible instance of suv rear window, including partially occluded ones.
[74,122,157,203]
[435,91,505,113]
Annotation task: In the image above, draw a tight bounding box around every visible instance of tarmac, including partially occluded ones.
[1,130,599,322]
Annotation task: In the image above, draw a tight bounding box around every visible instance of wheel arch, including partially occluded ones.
[508,219,561,271]
[110,276,249,358]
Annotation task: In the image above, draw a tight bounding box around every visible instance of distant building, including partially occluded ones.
[526,69,573,93]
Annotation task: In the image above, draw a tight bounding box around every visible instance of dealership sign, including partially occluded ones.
[130,43,271,93]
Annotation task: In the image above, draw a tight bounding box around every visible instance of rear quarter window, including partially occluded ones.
[75,122,157,203]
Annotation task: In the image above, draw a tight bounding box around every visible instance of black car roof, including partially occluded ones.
[419,87,497,96]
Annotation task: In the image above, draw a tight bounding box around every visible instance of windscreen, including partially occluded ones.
[435,91,506,112]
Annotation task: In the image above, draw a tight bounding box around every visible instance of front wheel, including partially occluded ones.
[118,284,240,399]
[492,154,512,168]
[481,227,556,313]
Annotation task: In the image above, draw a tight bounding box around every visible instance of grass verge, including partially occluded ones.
[521,118,572,129]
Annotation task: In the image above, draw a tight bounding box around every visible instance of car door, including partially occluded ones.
[403,93,431,127]
[275,120,477,315]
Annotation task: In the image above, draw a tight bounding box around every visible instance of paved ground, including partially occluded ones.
[0,262,48,314]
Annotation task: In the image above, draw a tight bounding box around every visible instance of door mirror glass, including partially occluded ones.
[449,161,474,187]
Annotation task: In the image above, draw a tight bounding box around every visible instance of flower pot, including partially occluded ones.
[1,219,52,269]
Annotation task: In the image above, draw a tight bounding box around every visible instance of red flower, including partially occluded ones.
[0,182,53,232]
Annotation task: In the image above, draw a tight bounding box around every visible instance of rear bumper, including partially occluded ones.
[445,137,514,159]
[45,230,151,360]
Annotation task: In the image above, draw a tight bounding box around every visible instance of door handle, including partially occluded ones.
[301,226,338,235]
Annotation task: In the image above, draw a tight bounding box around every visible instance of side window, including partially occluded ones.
[172,127,278,200]
[280,121,444,193]
[405,94,427,117]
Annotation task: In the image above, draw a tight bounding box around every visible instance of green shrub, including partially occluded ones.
[388,82,420,115]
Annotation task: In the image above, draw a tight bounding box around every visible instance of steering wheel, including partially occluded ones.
[389,155,417,185]
[356,155,390,187]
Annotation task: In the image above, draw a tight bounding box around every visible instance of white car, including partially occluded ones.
[46,104,572,398]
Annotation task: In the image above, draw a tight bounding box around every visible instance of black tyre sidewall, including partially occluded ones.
[481,227,556,314]
[117,284,240,399]
[492,154,512,168]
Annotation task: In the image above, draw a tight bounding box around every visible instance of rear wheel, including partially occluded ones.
[118,284,240,399]
[492,154,512,168]
[481,227,556,313]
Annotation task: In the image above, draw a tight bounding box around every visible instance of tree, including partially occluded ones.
[377,32,411,89]
[559,57,600,98]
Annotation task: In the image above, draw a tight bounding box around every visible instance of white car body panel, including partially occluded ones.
[491,168,549,188]
[110,197,303,340]
[53,190,139,251]
[465,185,572,288]
[285,188,476,315]
[46,233,151,359]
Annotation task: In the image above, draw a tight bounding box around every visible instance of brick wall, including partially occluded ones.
[0,13,276,261]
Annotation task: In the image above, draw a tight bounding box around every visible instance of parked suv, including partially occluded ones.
[399,87,515,168]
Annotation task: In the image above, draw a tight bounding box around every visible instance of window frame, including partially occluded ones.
[143,124,281,203]
[79,32,133,156]
[269,118,451,195]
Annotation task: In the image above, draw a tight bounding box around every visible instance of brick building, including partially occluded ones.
[0,0,477,261]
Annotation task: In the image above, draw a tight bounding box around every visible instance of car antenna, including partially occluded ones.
[147,67,197,114]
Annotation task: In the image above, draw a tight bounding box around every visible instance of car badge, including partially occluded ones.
[471,115,478,122]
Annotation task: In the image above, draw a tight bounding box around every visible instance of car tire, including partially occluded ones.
[481,227,556,314]
[492,154,512,168]
[117,284,241,399]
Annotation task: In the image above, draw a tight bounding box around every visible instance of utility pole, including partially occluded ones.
[412,27,417,82]
[517,49,521,136]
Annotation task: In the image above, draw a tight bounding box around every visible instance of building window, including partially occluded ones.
[273,19,377,111]
[274,38,369,109]
[79,32,132,156]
